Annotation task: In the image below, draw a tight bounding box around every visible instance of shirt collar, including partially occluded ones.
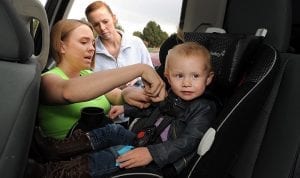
[95,30,131,54]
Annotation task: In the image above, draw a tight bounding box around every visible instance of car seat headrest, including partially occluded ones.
[224,0,291,52]
[184,32,264,99]
[159,34,184,67]
[0,0,34,63]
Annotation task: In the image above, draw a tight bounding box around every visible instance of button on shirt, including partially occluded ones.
[94,31,153,71]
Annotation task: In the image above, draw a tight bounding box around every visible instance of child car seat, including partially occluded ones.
[109,29,278,178]
[184,37,278,177]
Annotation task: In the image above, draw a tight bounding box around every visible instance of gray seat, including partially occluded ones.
[0,0,41,177]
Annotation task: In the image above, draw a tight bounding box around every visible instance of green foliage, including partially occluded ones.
[32,19,39,35]
[116,23,124,32]
[133,21,169,48]
[133,31,143,39]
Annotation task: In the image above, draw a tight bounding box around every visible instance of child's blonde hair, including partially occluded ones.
[165,42,212,72]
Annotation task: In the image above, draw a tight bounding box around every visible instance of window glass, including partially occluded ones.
[68,0,182,35]
[38,0,183,66]
[68,0,182,67]
[39,0,46,6]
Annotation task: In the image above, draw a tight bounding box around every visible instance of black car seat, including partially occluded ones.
[203,0,296,177]
[224,52,300,178]
[242,53,300,178]
[155,34,183,90]
[185,37,278,178]
[0,0,42,177]
[108,29,277,178]
[222,0,300,176]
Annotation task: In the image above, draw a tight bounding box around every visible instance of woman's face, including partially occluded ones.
[60,24,95,70]
[87,7,117,40]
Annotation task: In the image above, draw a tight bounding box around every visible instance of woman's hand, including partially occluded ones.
[141,66,167,102]
[122,87,151,109]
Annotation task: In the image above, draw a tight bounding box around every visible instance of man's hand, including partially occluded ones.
[116,147,153,169]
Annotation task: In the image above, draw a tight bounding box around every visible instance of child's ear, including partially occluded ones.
[206,71,214,86]
[164,71,170,83]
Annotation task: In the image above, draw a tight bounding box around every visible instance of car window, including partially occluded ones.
[39,0,183,67]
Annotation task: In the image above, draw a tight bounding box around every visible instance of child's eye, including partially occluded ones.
[193,74,200,78]
[175,74,183,78]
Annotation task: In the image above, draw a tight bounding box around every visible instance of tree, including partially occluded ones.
[132,21,169,48]
[133,31,143,39]
[142,21,168,48]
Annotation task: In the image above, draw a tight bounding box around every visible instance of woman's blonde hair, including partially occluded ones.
[50,19,94,66]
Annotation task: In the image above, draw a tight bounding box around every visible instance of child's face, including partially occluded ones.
[164,55,214,101]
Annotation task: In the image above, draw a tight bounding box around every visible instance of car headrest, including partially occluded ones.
[224,0,292,52]
[0,0,34,63]
[184,32,264,99]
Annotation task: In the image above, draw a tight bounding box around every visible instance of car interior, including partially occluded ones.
[0,0,45,177]
[1,0,300,177]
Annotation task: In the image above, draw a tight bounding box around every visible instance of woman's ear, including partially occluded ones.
[113,14,118,26]
[206,71,214,86]
[60,41,66,54]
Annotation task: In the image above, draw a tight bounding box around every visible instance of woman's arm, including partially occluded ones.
[40,64,166,105]
[105,88,123,105]
[105,87,151,107]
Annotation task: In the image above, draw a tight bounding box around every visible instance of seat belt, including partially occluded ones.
[133,107,174,146]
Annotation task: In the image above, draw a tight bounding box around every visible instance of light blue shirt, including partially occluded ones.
[94,31,153,71]
[94,31,153,123]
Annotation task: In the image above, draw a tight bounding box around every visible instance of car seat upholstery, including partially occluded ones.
[0,0,41,177]
[201,0,299,177]
[246,53,300,178]
[224,0,292,53]
[219,0,300,174]
[156,34,183,87]
[184,31,264,103]
[224,52,300,178]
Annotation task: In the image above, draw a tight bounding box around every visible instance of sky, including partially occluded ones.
[66,0,183,35]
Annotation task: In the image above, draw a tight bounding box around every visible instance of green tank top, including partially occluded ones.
[38,67,111,139]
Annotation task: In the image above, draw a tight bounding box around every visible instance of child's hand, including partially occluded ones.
[116,147,153,169]
[109,105,124,119]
